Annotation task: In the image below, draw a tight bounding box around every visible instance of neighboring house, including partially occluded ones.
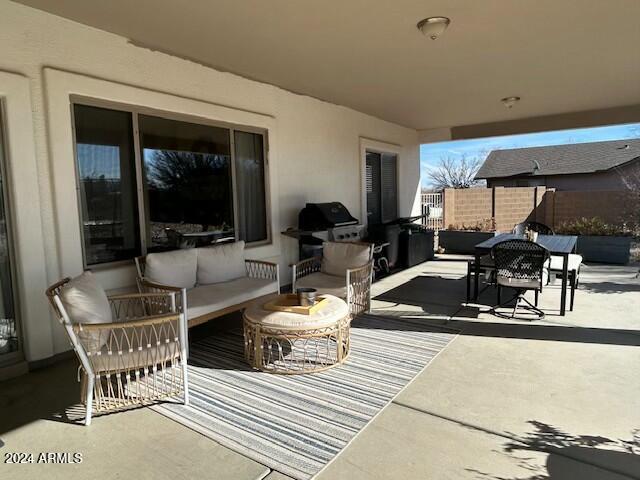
[475,138,640,190]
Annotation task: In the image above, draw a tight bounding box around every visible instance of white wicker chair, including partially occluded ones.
[292,242,374,316]
[46,278,189,425]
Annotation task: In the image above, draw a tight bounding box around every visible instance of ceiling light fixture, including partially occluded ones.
[501,96,521,109]
[417,17,451,40]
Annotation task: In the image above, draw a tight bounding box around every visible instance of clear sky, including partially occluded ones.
[420,122,640,188]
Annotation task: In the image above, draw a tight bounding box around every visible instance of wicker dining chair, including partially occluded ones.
[490,239,550,320]
[512,221,555,235]
[512,221,582,310]
[46,275,189,425]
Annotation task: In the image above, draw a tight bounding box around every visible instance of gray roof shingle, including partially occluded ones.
[475,138,640,179]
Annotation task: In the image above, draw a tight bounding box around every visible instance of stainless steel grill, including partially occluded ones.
[282,202,366,259]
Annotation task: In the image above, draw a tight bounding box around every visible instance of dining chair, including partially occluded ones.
[513,221,582,310]
[512,221,554,235]
[547,254,582,311]
[490,239,550,320]
[466,254,496,302]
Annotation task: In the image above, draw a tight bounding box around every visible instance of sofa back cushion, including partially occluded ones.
[197,241,246,285]
[145,248,197,289]
[60,271,112,352]
[321,242,372,277]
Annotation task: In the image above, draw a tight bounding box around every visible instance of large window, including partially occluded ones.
[0,110,20,364]
[73,103,269,266]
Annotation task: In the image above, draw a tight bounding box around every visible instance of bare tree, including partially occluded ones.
[146,150,232,230]
[425,155,484,190]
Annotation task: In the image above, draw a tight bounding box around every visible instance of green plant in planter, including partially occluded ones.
[556,217,634,237]
[447,217,496,232]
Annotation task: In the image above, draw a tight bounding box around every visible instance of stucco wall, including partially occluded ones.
[0,1,420,361]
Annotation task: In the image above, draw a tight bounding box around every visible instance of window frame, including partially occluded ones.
[0,99,24,367]
[70,96,272,270]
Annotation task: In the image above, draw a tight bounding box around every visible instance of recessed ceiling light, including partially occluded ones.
[417,17,451,40]
[501,96,521,108]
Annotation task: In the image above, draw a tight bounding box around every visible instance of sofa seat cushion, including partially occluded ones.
[321,242,371,277]
[186,277,278,320]
[295,272,347,299]
[197,241,246,285]
[60,271,113,352]
[548,254,583,271]
[145,249,197,289]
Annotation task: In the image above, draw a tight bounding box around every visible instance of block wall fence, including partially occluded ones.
[442,186,638,232]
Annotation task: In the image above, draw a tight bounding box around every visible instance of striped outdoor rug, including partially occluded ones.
[153,314,457,479]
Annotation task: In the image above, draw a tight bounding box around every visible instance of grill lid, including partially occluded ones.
[298,202,358,230]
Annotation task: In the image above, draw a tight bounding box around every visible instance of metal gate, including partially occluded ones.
[421,192,443,230]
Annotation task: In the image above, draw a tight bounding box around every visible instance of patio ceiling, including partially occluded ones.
[14,0,640,130]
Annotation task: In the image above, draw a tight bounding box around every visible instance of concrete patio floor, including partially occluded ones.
[1,256,638,480]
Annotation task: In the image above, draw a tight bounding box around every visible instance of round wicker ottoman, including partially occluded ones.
[243,294,350,374]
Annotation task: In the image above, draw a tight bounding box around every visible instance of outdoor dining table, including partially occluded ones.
[473,233,578,316]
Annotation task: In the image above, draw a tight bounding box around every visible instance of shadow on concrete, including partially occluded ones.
[374,275,483,318]
[465,421,640,480]
[0,358,80,435]
[370,271,640,344]
[360,310,640,346]
[579,281,640,294]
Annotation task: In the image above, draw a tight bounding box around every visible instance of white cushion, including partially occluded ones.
[244,294,349,329]
[60,271,113,352]
[196,241,246,285]
[145,249,197,289]
[548,254,583,271]
[321,242,371,277]
[295,272,347,299]
[186,277,277,320]
[497,272,548,290]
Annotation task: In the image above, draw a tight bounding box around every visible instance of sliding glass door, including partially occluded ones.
[0,112,20,366]
[365,150,398,226]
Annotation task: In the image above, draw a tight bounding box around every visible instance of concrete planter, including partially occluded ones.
[438,230,495,254]
[576,235,632,265]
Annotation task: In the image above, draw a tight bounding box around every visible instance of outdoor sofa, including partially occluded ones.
[135,241,280,328]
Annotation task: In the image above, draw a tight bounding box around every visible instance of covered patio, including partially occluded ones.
[2,255,639,479]
[0,1,639,479]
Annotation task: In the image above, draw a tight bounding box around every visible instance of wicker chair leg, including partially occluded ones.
[85,375,95,426]
[466,263,471,302]
[79,371,87,404]
[511,296,520,318]
[182,356,189,406]
[534,289,539,306]
[570,271,576,311]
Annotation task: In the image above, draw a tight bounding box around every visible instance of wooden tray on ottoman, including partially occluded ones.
[263,294,330,315]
